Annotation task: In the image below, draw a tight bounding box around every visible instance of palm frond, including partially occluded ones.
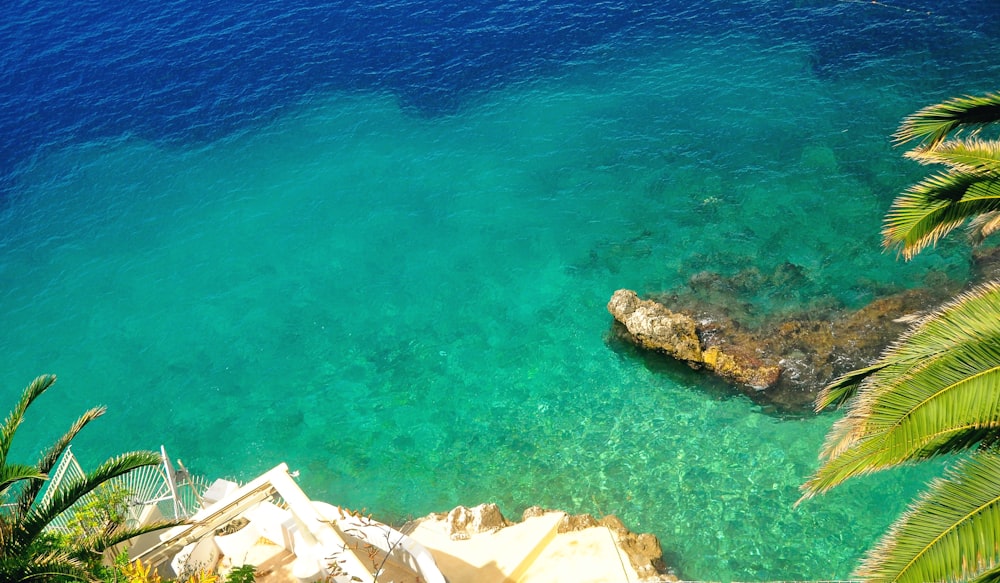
[905,138,1000,175]
[882,174,1000,260]
[815,362,888,412]
[14,451,161,549]
[0,529,90,582]
[895,92,1000,148]
[81,517,185,554]
[0,376,56,471]
[809,90,1000,583]
[13,407,105,520]
[801,282,1000,498]
[855,450,1000,583]
[0,548,89,582]
[970,566,1000,583]
[0,465,47,500]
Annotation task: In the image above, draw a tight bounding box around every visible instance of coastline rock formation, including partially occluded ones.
[608,283,956,412]
[973,245,1000,281]
[608,289,780,390]
[442,502,512,540]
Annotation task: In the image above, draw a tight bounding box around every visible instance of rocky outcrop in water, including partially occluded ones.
[605,289,704,362]
[608,289,780,390]
[973,245,1000,281]
[608,284,955,412]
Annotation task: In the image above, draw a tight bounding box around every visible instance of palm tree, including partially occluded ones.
[0,375,177,581]
[799,91,1000,583]
[883,91,1000,259]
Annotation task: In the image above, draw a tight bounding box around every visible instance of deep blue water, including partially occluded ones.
[2,1,1000,580]
[3,0,997,186]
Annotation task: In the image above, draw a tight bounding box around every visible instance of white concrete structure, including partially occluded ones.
[406,508,646,583]
[128,463,446,583]
[111,459,655,582]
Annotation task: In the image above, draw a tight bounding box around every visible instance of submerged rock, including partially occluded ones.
[608,285,953,412]
[973,245,1000,281]
[606,289,703,363]
[608,289,781,391]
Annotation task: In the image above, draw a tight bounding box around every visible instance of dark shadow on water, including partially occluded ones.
[605,330,746,404]
[604,325,820,420]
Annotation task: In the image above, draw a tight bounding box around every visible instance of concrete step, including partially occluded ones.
[406,511,565,583]
[518,525,640,583]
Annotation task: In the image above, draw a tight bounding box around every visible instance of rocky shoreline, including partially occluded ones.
[607,248,1000,412]
[607,285,951,411]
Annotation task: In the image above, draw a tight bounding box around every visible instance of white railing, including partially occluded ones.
[42,445,208,534]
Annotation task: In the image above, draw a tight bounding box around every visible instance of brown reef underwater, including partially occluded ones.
[607,248,1000,413]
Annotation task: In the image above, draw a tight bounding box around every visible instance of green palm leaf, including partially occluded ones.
[0,376,55,472]
[855,450,1000,583]
[810,90,1000,583]
[815,361,888,411]
[0,376,172,581]
[970,567,1000,583]
[80,518,184,556]
[905,138,1000,175]
[14,451,162,550]
[801,282,1000,497]
[882,174,1000,260]
[0,465,47,500]
[0,546,89,583]
[895,92,1000,148]
[12,406,105,520]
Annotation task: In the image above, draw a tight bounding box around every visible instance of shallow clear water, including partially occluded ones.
[2,1,998,580]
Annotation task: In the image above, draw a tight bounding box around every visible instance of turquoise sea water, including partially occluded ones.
[2,3,997,581]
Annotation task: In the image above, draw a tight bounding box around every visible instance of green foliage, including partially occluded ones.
[893,92,1000,148]
[803,281,1000,496]
[802,91,1000,583]
[95,556,247,583]
[222,565,256,583]
[883,91,1000,259]
[855,451,1000,583]
[883,173,1000,259]
[0,375,176,582]
[65,483,133,543]
[99,558,252,583]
